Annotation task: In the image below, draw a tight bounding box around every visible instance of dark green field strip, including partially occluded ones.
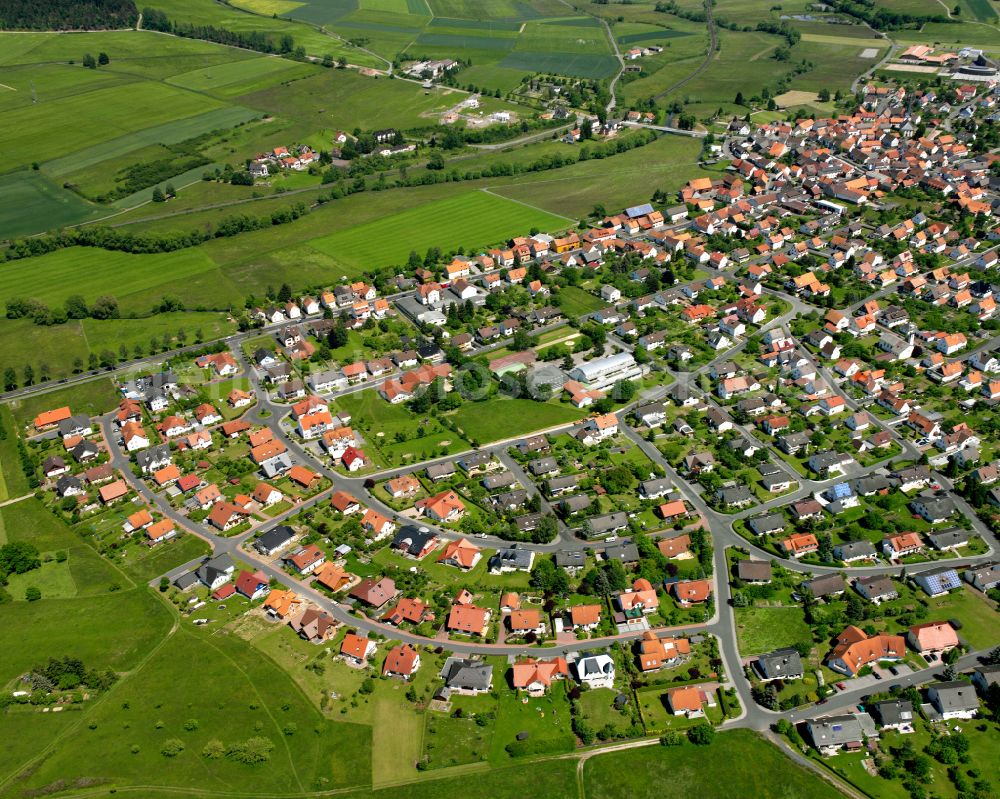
[499,50,619,78]
[407,0,432,13]
[285,0,360,24]
[0,172,103,238]
[541,16,601,26]
[428,16,524,30]
[337,18,424,33]
[617,29,693,43]
[416,31,519,49]
[964,0,997,21]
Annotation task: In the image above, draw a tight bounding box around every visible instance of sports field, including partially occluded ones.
[308,190,571,270]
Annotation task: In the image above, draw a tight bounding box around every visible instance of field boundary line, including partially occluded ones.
[476,187,576,222]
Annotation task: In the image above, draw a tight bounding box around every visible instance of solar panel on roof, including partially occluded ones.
[625,203,654,218]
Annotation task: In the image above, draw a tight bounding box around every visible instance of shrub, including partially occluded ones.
[160,738,185,757]
[226,736,274,765]
[687,723,715,746]
[202,740,225,759]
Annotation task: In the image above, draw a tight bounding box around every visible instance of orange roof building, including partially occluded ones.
[383,644,421,679]
[34,406,72,430]
[907,621,959,655]
[264,589,301,618]
[673,579,712,606]
[437,538,482,570]
[667,685,705,716]
[447,603,490,635]
[511,657,569,693]
[826,625,906,676]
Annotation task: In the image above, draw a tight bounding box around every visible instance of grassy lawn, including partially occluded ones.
[4,498,127,595]
[556,285,606,318]
[735,605,812,657]
[489,681,574,762]
[424,691,497,769]
[336,389,472,467]
[447,398,586,444]
[117,534,212,584]
[5,558,76,600]
[372,687,426,786]
[0,587,172,686]
[13,628,371,795]
[7,378,120,428]
[924,586,999,650]
[578,687,635,736]
[584,729,847,799]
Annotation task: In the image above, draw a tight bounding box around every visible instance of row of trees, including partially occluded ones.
[6,294,119,326]
[141,7,305,57]
[5,201,309,262]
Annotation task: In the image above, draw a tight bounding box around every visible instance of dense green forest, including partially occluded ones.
[0,0,138,30]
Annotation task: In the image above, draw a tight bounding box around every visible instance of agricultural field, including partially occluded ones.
[0,171,106,238]
[308,190,571,271]
[485,133,708,218]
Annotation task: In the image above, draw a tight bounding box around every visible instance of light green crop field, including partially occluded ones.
[792,40,890,92]
[486,134,707,218]
[308,190,571,270]
[44,105,261,178]
[499,50,620,78]
[236,69,487,132]
[0,81,227,172]
[0,247,220,309]
[0,62,131,112]
[148,0,384,65]
[166,54,315,93]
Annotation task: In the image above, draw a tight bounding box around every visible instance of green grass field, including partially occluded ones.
[0,247,220,309]
[447,398,586,443]
[1,82,227,173]
[556,285,606,317]
[584,730,847,799]
[7,379,120,427]
[0,581,170,686]
[308,190,570,270]
[11,629,370,795]
[0,408,30,502]
[735,605,812,656]
[486,134,707,218]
